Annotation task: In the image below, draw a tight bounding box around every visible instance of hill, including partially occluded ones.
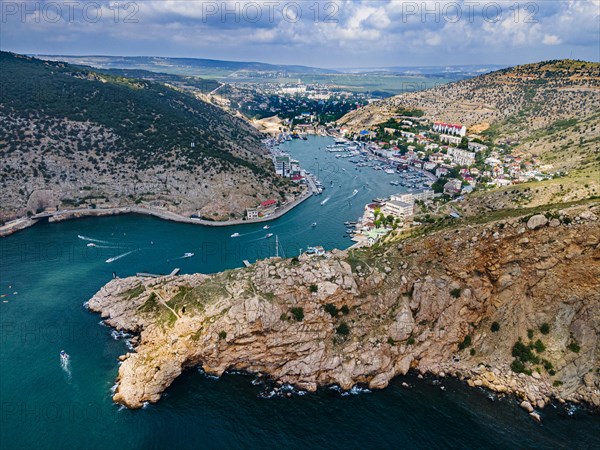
[341,60,600,137]
[0,52,297,223]
[36,55,339,77]
[340,60,600,210]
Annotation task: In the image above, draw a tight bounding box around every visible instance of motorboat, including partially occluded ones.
[265,233,274,238]
[230,233,240,238]
[60,350,69,361]
[183,252,194,258]
[263,225,270,230]
[311,222,317,227]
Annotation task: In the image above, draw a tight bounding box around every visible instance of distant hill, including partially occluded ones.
[35,55,339,77]
[0,52,296,222]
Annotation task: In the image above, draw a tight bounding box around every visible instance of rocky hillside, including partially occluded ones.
[87,202,600,413]
[340,60,600,137]
[0,52,295,223]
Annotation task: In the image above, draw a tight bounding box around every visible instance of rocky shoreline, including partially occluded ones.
[86,203,600,416]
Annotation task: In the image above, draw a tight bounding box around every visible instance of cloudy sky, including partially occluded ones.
[1,0,598,68]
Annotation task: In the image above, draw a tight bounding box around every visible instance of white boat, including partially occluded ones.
[263,225,270,230]
[87,243,96,247]
[231,233,240,238]
[312,222,317,227]
[265,233,274,239]
[60,350,69,361]
[183,252,194,258]
[350,189,359,197]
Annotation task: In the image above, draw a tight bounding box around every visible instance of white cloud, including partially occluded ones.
[542,34,562,45]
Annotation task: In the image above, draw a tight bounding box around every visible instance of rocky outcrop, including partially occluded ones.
[87,203,600,409]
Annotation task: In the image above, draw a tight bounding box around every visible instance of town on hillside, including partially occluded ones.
[257,106,555,248]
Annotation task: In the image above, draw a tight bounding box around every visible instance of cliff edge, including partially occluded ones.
[87,203,600,410]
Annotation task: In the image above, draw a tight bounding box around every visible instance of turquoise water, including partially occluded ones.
[1,136,598,449]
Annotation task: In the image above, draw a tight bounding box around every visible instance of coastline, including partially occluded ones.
[84,205,600,412]
[0,190,313,238]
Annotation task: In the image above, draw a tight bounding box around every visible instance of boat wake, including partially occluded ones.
[105,250,137,263]
[61,357,72,381]
[320,196,331,206]
[78,235,110,244]
[87,243,122,249]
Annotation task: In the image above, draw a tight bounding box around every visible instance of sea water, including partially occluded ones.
[1,137,598,449]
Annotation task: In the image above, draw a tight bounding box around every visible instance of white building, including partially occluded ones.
[433,122,467,137]
[274,154,292,177]
[440,134,462,146]
[468,141,488,152]
[391,189,434,205]
[382,200,414,218]
[246,208,259,220]
[448,148,476,166]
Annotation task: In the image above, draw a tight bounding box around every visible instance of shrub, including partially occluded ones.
[491,321,500,332]
[387,337,395,345]
[527,329,534,339]
[458,335,472,350]
[309,284,318,293]
[340,305,350,315]
[218,331,227,340]
[511,359,526,373]
[540,323,550,335]
[290,307,304,322]
[291,257,299,265]
[512,340,539,364]
[336,322,350,336]
[542,359,553,371]
[407,336,415,345]
[534,339,546,353]
[567,341,580,353]
[450,288,462,298]
[324,303,338,317]
[280,313,288,321]
[553,380,563,387]
[470,348,476,356]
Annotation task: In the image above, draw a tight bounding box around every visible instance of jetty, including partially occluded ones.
[136,268,180,278]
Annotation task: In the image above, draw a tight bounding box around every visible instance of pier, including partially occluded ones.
[136,268,180,278]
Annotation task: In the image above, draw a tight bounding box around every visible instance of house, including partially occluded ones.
[260,199,277,208]
[384,127,397,135]
[436,167,449,177]
[246,208,259,220]
[443,179,463,196]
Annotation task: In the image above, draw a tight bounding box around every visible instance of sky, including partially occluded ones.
[1,0,599,68]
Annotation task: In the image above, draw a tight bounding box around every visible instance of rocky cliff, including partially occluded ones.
[87,203,600,412]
